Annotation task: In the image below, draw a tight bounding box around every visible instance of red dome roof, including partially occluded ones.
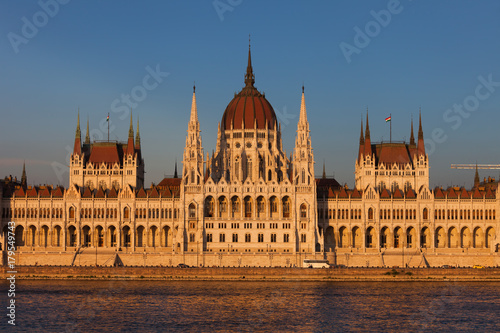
[221,46,277,131]
[222,88,276,131]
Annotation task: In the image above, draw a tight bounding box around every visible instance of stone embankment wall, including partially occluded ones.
[2,266,500,281]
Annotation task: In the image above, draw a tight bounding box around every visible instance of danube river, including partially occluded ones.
[1,280,499,332]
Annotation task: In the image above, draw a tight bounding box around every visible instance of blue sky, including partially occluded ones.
[1,0,500,188]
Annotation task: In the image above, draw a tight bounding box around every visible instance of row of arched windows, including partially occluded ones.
[11,208,64,219]
[319,208,362,220]
[434,208,496,221]
[203,196,299,219]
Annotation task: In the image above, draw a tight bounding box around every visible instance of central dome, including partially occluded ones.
[221,46,277,131]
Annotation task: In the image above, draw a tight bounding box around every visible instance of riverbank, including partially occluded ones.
[2,266,500,281]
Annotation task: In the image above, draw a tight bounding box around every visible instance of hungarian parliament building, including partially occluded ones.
[1,48,499,267]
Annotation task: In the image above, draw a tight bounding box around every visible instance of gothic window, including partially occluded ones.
[207,233,212,242]
[232,233,238,242]
[283,234,289,242]
[282,197,290,218]
[300,204,307,218]
[189,203,196,218]
[271,234,277,242]
[191,169,195,184]
[258,233,264,242]
[245,234,251,242]
[219,233,225,242]
[423,208,428,220]
[189,233,195,242]
[368,208,374,220]
[301,169,305,184]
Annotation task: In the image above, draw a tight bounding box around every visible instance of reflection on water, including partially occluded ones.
[1,280,499,332]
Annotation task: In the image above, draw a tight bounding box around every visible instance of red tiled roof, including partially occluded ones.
[39,187,51,198]
[338,187,349,198]
[434,187,445,199]
[472,188,483,199]
[95,187,106,198]
[52,187,64,197]
[459,188,469,199]
[447,188,458,199]
[89,144,120,165]
[108,187,118,198]
[222,93,276,131]
[136,187,147,198]
[485,188,495,199]
[393,188,404,199]
[15,187,26,197]
[374,143,411,166]
[27,187,38,197]
[380,188,391,199]
[157,178,182,187]
[327,188,335,198]
[351,188,362,198]
[161,188,172,197]
[149,187,159,198]
[82,187,93,198]
[405,188,416,198]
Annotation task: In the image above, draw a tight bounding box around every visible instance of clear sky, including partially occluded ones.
[1,0,499,189]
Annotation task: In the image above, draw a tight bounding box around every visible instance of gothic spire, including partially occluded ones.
[244,36,255,88]
[190,84,198,123]
[75,109,81,138]
[128,109,134,138]
[409,115,415,146]
[474,163,480,188]
[358,118,364,161]
[73,111,82,155]
[417,109,425,156]
[359,118,364,145]
[85,116,90,144]
[21,161,27,188]
[364,110,372,156]
[174,158,178,178]
[322,160,326,179]
[135,116,141,148]
[299,85,308,125]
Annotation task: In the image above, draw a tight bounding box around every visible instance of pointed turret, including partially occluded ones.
[127,110,135,155]
[474,163,480,188]
[85,116,90,145]
[183,85,204,185]
[135,117,141,149]
[409,116,415,146]
[293,86,314,185]
[244,37,255,88]
[322,160,326,179]
[73,111,82,155]
[174,159,178,178]
[299,85,308,125]
[21,161,27,188]
[364,111,372,156]
[417,110,425,156]
[190,84,198,124]
[358,118,364,161]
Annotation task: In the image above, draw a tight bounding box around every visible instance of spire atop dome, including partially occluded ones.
[244,36,255,88]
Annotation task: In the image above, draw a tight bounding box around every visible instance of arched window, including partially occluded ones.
[189,203,196,218]
[124,207,129,219]
[300,204,307,218]
[368,208,374,220]
[423,208,428,220]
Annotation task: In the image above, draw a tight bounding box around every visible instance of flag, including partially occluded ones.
[106,114,109,122]
[385,116,391,122]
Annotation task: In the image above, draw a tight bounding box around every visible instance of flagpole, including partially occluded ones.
[390,113,392,143]
[107,112,110,142]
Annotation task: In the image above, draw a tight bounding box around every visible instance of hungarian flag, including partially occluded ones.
[106,114,109,122]
[385,116,391,122]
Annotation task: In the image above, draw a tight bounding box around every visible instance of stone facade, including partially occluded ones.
[1,47,499,267]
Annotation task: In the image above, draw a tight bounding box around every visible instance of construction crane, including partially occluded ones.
[451,164,500,170]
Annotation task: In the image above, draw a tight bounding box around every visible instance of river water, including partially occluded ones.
[1,280,499,332]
